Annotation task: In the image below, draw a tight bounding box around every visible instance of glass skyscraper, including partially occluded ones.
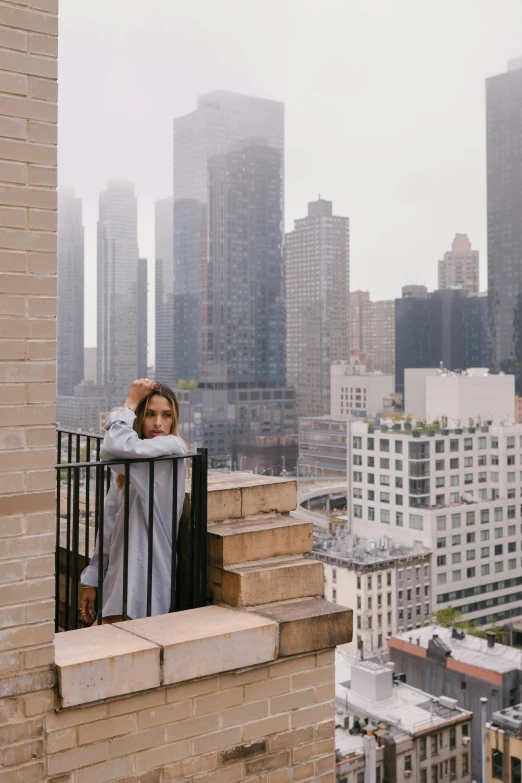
[154,196,174,386]
[487,58,522,391]
[57,189,84,395]
[173,90,285,388]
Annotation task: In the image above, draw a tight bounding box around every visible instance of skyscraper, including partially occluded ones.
[138,257,148,379]
[97,181,139,408]
[349,291,395,376]
[154,196,174,386]
[487,58,522,391]
[438,233,479,293]
[173,90,285,388]
[57,189,84,395]
[286,199,350,416]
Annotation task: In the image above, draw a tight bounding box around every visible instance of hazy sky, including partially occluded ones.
[58,0,522,358]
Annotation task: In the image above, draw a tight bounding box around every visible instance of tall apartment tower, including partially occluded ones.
[97,181,139,408]
[286,199,350,416]
[138,257,148,379]
[438,233,479,293]
[57,189,84,395]
[173,90,285,388]
[154,196,174,386]
[487,59,522,391]
[349,291,395,376]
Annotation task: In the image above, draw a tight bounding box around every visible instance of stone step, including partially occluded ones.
[218,556,324,608]
[208,516,313,568]
[207,474,297,523]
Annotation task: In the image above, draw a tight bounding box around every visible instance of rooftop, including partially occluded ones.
[313,534,429,567]
[392,625,522,674]
[335,651,470,757]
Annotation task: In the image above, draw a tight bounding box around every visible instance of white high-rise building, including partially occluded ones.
[286,199,350,416]
[97,181,139,408]
[438,233,479,293]
[348,420,522,628]
[331,362,394,418]
[57,189,84,395]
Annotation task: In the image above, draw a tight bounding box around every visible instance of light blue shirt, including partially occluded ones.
[81,407,187,619]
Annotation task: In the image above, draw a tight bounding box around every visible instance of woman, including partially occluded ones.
[80,378,187,624]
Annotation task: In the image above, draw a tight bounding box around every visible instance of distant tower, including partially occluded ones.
[286,199,350,415]
[438,234,479,293]
[97,181,139,407]
[57,189,84,394]
[138,258,148,379]
[155,196,174,386]
[487,58,522,390]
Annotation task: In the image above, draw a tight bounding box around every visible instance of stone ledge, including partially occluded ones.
[207,474,297,523]
[250,597,353,657]
[208,516,313,567]
[221,556,324,607]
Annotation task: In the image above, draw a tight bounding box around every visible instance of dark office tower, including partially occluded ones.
[57,189,84,395]
[155,196,174,386]
[173,91,285,387]
[97,181,139,408]
[487,58,522,391]
[394,289,488,394]
[137,258,148,379]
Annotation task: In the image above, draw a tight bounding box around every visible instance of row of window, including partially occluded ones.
[353,433,521,453]
[353,454,517,469]
[355,568,426,591]
[436,560,518,585]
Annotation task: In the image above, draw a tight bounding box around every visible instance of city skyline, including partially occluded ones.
[57,1,522,357]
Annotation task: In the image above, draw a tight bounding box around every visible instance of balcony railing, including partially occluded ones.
[55,429,207,632]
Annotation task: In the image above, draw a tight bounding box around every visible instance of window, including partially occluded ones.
[380,475,390,486]
[466,532,475,543]
[368,437,374,451]
[450,439,459,452]
[495,561,504,573]
[450,475,459,486]
[462,754,469,774]
[478,436,487,449]
[431,734,438,755]
[368,489,375,501]
[380,457,390,469]
[353,471,363,482]
[367,456,375,467]
[464,456,473,467]
[495,544,503,556]
[431,765,438,783]
[420,736,427,760]
[437,573,447,585]
[495,527,503,539]
[492,750,503,780]
[367,596,372,611]
[478,471,487,483]
[377,574,382,588]
[508,454,516,465]
[405,755,412,772]
[357,576,361,590]
[509,542,517,553]
[509,558,517,570]
[464,473,473,485]
[452,570,461,582]
[437,555,446,567]
[395,440,403,454]
[452,535,461,546]
[368,473,375,484]
[357,774,364,783]
[481,546,489,558]
[353,454,363,465]
[436,460,445,471]
[452,552,461,564]
[353,436,362,449]
[449,727,456,749]
[387,572,392,586]
[396,494,403,506]
[435,440,445,453]
[437,516,446,531]
[481,509,490,524]
[450,458,459,469]
[495,508,503,522]
[357,596,361,610]
[491,437,499,449]
[396,476,403,488]
[511,757,521,783]
[396,512,403,526]
[353,487,363,499]
[368,575,372,589]
[508,436,515,449]
[509,525,516,536]
[481,563,490,576]
[409,514,424,531]
[421,771,427,783]
[481,530,490,541]
[368,507,375,521]
[466,512,475,526]
[464,437,472,451]
[461,680,466,691]
[449,757,456,780]
[452,513,461,529]
[380,492,390,503]
[467,567,476,578]
[380,439,389,452]
[395,459,403,470]
[508,506,516,520]
[462,723,469,738]
[354,504,363,518]
[332,589,336,602]
[381,509,390,524]
[492,454,499,465]
[478,454,487,466]
[437,537,446,549]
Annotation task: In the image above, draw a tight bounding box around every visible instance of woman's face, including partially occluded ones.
[142,395,174,439]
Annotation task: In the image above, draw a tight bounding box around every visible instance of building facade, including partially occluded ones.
[331,361,394,419]
[298,415,348,477]
[57,189,84,395]
[438,233,479,293]
[56,382,108,432]
[154,196,174,386]
[349,420,522,628]
[349,290,395,376]
[138,257,148,379]
[487,59,522,393]
[96,180,140,408]
[286,199,350,416]
[173,90,285,388]
[312,536,431,654]
[395,288,488,395]
[487,705,522,783]
[389,625,522,783]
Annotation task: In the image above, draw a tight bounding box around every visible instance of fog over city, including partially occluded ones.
[58,0,522,356]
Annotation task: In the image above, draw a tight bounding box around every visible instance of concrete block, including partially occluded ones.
[221,558,324,607]
[249,598,353,657]
[208,517,312,567]
[54,625,161,708]
[116,605,278,685]
[206,474,297,522]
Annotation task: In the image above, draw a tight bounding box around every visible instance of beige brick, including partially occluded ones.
[110,726,165,758]
[0,403,55,427]
[27,163,55,185]
[0,716,42,744]
[27,295,55,316]
[25,381,55,403]
[166,674,220,703]
[314,720,334,741]
[25,511,54,534]
[0,384,22,405]
[26,425,55,446]
[27,251,55,274]
[195,686,243,716]
[269,769,292,783]
[21,687,54,717]
[0,666,54,700]
[47,742,108,775]
[79,713,137,745]
[314,682,335,703]
[243,714,289,743]
[0,5,57,34]
[245,750,289,775]
[292,665,334,691]
[222,557,322,607]
[0,114,26,139]
[0,317,28,338]
[0,603,26,627]
[316,650,335,667]
[268,656,315,678]
[0,650,21,674]
[193,726,242,755]
[292,739,334,764]
[0,761,44,782]
[0,737,43,766]
[245,675,291,703]
[0,293,25,315]
[271,688,315,715]
[0,556,24,582]
[0,515,23,535]
[178,752,218,778]
[29,76,56,102]
[46,702,107,731]
[0,533,54,560]
[23,643,54,669]
[27,120,56,146]
[32,0,58,11]
[0,272,55,294]
[270,726,313,752]
[0,92,56,122]
[0,213,25,235]
[135,739,190,772]
[0,182,55,208]
[47,727,77,754]
[138,699,192,730]
[25,468,54,492]
[291,702,333,730]
[315,772,335,783]
[0,446,54,471]
[76,756,134,783]
[109,688,166,717]
[166,712,219,743]
[222,699,268,729]
[220,666,268,689]
[29,207,57,230]
[26,598,54,623]
[0,250,26,271]
[0,470,24,492]
[0,338,25,358]
[0,160,25,183]
[0,621,54,654]
[0,69,27,94]
[27,340,56,360]
[315,753,335,775]
[293,761,314,780]
[0,25,27,51]
[0,697,18,723]
[0,361,55,384]
[29,32,57,56]
[194,765,243,783]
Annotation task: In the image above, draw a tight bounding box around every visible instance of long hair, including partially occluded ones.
[115,383,180,492]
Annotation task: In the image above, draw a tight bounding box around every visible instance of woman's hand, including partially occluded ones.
[124,379,156,412]
[80,587,97,625]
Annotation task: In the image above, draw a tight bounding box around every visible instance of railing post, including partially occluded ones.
[198,448,208,608]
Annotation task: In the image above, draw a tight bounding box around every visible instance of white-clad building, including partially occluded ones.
[405,367,515,427]
[348,419,522,628]
[311,535,431,654]
[331,361,394,419]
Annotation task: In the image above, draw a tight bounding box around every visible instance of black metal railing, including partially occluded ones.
[55,428,207,632]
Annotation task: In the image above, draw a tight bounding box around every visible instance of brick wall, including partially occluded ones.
[45,651,335,783]
[0,1,58,781]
